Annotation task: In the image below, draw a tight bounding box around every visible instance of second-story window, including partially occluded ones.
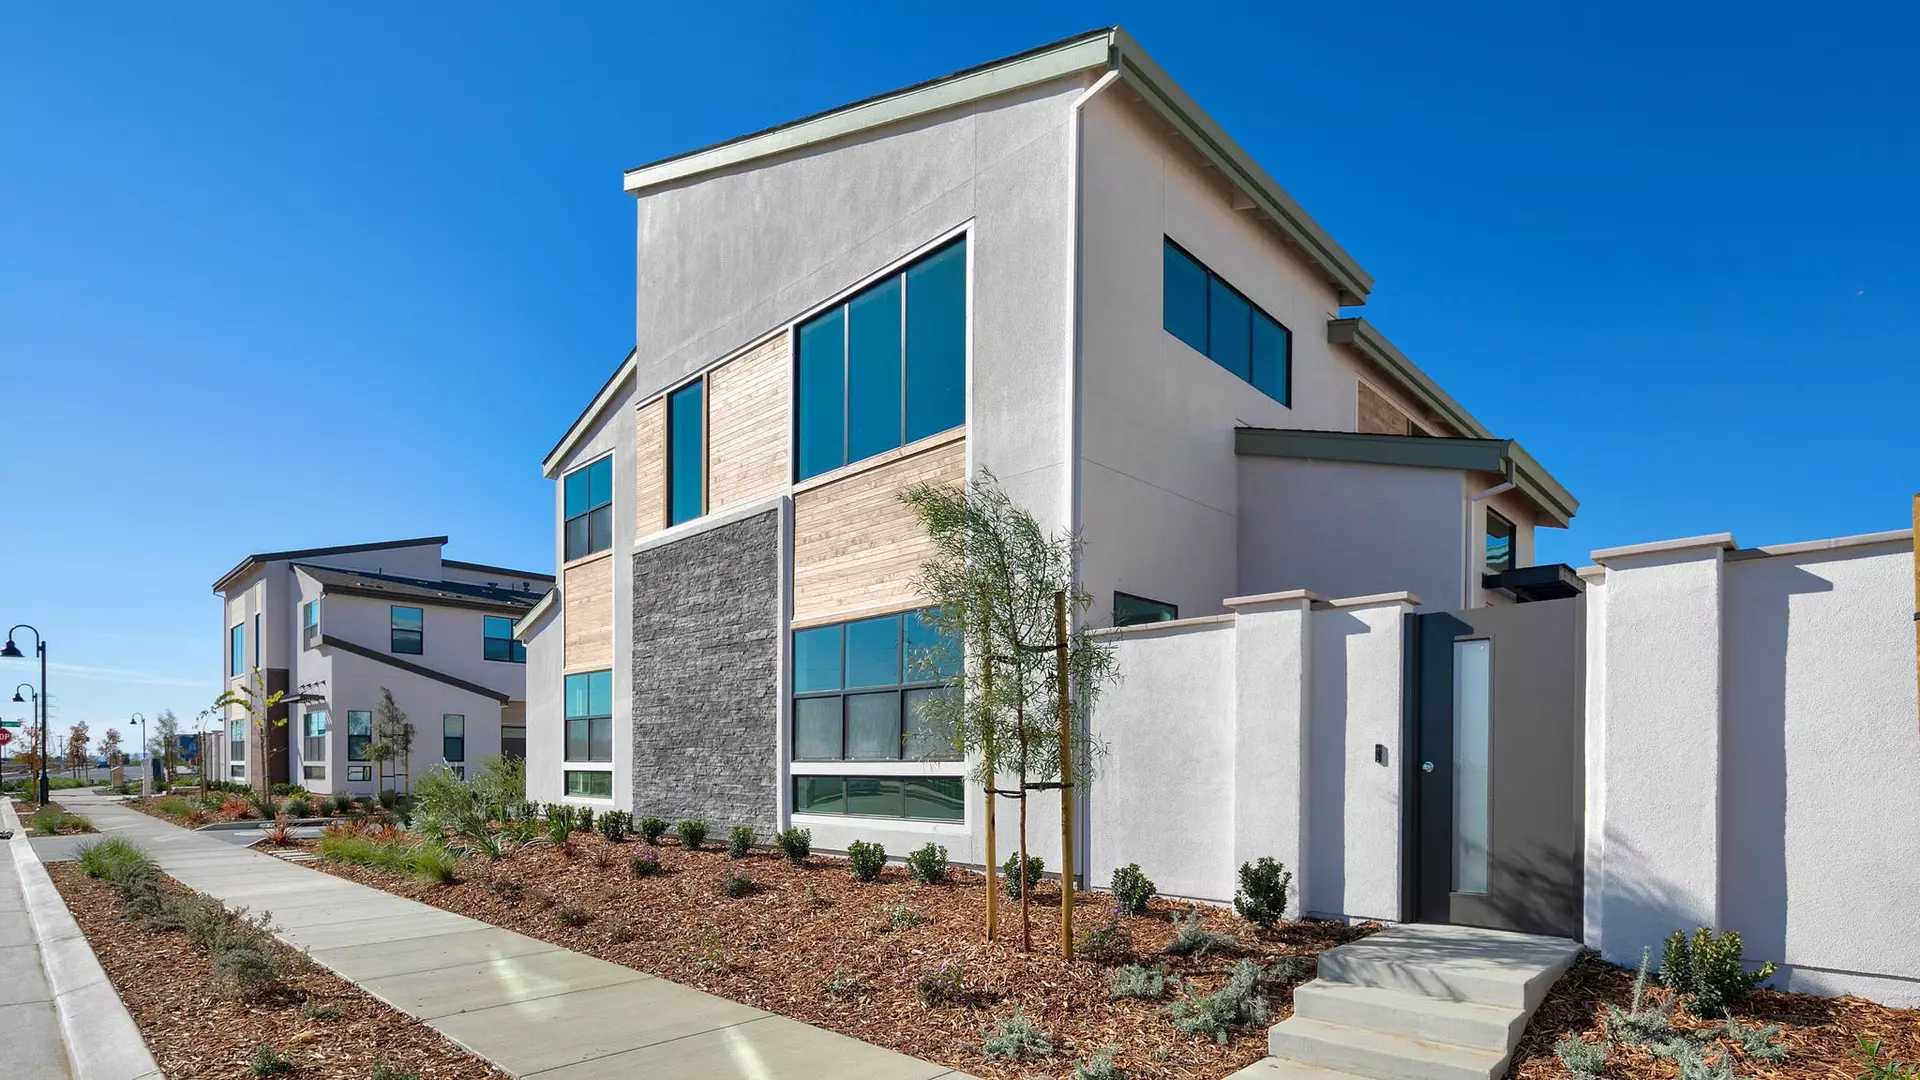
[253,613,261,667]
[229,623,244,677]
[302,600,321,649]
[1162,238,1291,406]
[1485,509,1516,573]
[390,605,423,655]
[1114,592,1178,627]
[795,237,966,482]
[483,615,525,663]
[667,379,705,525]
[563,455,613,561]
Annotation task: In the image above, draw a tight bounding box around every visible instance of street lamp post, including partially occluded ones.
[130,712,148,797]
[10,684,38,806]
[1,626,48,806]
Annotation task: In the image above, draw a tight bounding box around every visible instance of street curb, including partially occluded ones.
[3,800,164,1080]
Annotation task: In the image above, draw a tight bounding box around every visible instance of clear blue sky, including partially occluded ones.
[3,3,1916,738]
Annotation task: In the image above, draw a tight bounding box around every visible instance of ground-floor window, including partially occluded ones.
[565,670,612,763]
[229,764,245,779]
[301,709,327,766]
[346,710,372,763]
[565,770,612,798]
[442,714,465,764]
[792,609,961,762]
[228,718,245,772]
[302,765,325,781]
[347,765,371,782]
[792,775,963,821]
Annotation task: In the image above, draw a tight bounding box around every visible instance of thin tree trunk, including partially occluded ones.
[980,589,998,941]
[1016,701,1031,953]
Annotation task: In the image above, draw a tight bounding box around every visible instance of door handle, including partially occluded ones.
[1421,761,1435,773]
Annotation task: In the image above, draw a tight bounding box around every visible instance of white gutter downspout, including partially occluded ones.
[1063,64,1120,891]
[1464,481,1515,607]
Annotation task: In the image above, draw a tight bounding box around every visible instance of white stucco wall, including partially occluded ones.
[1305,599,1410,922]
[1237,457,1467,611]
[312,591,527,700]
[315,648,503,796]
[521,606,564,807]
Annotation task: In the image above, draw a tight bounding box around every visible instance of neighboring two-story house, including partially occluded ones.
[515,27,1575,859]
[211,536,549,793]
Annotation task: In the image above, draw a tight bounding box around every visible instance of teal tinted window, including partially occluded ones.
[565,770,612,798]
[905,609,959,681]
[564,455,614,561]
[846,275,903,463]
[347,710,372,762]
[795,237,967,481]
[905,241,966,441]
[1162,238,1291,406]
[229,624,244,676]
[793,776,844,815]
[1485,509,1515,572]
[843,615,900,689]
[667,380,705,526]
[846,776,901,817]
[565,670,612,763]
[483,615,525,663]
[390,605,423,655]
[1162,241,1210,354]
[904,776,965,820]
[443,714,465,762]
[1114,592,1178,627]
[796,308,846,480]
[792,625,842,693]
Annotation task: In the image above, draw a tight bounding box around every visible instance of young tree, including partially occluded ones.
[65,722,91,779]
[151,709,181,778]
[100,728,124,768]
[902,468,1117,953]
[368,688,415,796]
[13,722,45,786]
[212,668,287,794]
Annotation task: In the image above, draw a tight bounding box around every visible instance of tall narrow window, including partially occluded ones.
[302,600,321,649]
[1452,639,1492,895]
[229,623,244,677]
[346,710,372,763]
[301,710,327,777]
[390,606,423,655]
[483,615,525,663]
[1484,510,1516,573]
[667,380,705,526]
[253,613,261,667]
[564,670,612,763]
[563,455,614,561]
[443,714,465,763]
[229,718,245,776]
[1161,238,1291,406]
[795,237,967,481]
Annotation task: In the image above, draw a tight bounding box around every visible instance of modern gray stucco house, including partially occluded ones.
[212,537,549,791]
[514,27,1575,856]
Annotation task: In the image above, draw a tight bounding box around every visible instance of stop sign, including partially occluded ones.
[0,729,12,747]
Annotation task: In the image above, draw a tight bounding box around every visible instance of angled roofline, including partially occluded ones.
[441,559,555,582]
[212,536,448,594]
[542,347,637,477]
[318,634,510,704]
[1326,318,1492,440]
[621,26,1373,306]
[293,564,539,617]
[512,587,558,641]
[1234,427,1579,528]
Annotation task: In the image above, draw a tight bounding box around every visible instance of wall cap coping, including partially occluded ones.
[1317,590,1423,610]
[632,494,786,559]
[1576,564,1606,582]
[1092,613,1236,638]
[1591,532,1736,565]
[1725,527,1915,561]
[1224,589,1324,609]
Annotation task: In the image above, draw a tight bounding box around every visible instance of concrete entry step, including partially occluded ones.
[1262,923,1580,1080]
[1222,1057,1377,1080]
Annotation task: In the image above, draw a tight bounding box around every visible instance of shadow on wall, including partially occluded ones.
[1306,609,1360,918]
[1595,830,1713,965]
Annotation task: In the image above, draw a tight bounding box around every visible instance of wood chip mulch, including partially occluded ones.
[290,833,1373,1080]
[9,797,97,834]
[48,863,512,1080]
[1507,950,1920,1080]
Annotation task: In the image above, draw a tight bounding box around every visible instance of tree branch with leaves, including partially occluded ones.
[211,667,286,794]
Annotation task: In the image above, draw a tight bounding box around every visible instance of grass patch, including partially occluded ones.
[316,832,463,885]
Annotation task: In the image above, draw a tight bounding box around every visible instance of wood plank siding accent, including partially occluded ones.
[706,334,790,512]
[1358,380,1417,436]
[792,433,965,623]
[563,554,613,672]
[633,397,666,537]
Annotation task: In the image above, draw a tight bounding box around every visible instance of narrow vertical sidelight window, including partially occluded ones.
[1452,639,1492,895]
[667,379,705,526]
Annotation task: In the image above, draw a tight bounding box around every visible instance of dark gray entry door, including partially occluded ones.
[1412,597,1584,938]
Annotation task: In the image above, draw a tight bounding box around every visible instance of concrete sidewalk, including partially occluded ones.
[57,792,977,1080]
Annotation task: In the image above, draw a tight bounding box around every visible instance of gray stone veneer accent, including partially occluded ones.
[630,508,780,834]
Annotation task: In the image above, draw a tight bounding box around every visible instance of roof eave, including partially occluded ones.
[541,348,637,477]
[1326,318,1493,440]
[513,588,558,641]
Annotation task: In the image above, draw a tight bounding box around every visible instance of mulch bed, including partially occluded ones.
[290,832,1372,1080]
[1508,951,1920,1080]
[10,797,97,834]
[49,862,511,1080]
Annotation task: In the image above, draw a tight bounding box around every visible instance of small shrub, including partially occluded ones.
[606,920,635,945]
[408,842,461,886]
[913,960,965,1006]
[774,827,811,864]
[577,807,595,835]
[1002,853,1045,899]
[1659,927,1776,1015]
[1855,1037,1920,1080]
[77,838,155,883]
[1163,958,1271,1044]
[547,814,572,847]
[246,1045,294,1077]
[1076,914,1133,963]
[719,867,758,898]
[284,796,311,818]
[728,825,754,858]
[638,816,670,844]
[631,848,662,877]
[1110,863,1157,915]
[1234,857,1292,928]
[1554,1035,1608,1080]
[1164,911,1241,957]
[327,790,353,815]
[250,791,277,819]
[554,904,590,929]
[884,902,929,930]
[299,998,342,1021]
[371,1060,422,1080]
[1075,1047,1126,1080]
[846,840,886,881]
[979,1007,1054,1062]
[1720,1016,1787,1064]
[597,809,631,842]
[377,788,399,809]
[676,819,709,850]
[904,842,948,885]
[1109,963,1172,1001]
[213,940,291,1002]
[821,965,867,997]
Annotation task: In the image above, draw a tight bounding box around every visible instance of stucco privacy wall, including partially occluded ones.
[1585,530,1920,1005]
[1087,592,1413,919]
